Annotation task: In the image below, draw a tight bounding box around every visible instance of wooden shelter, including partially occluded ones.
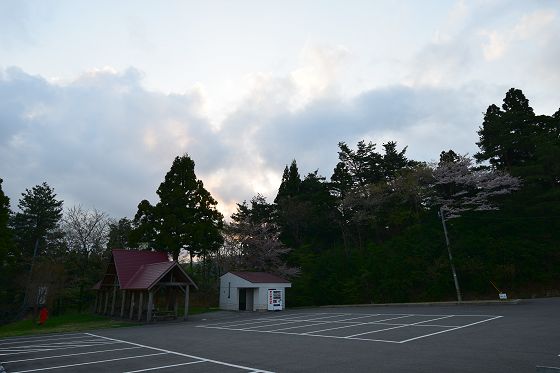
[93,249,197,322]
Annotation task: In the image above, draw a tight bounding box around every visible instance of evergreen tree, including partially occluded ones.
[131,154,223,262]
[275,160,301,203]
[107,217,132,249]
[0,178,12,263]
[11,182,64,260]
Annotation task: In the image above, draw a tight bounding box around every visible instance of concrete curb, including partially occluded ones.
[318,299,523,308]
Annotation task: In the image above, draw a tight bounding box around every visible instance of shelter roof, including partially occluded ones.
[112,249,169,288]
[124,262,175,290]
[228,271,291,284]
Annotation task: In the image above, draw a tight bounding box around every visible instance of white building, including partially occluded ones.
[219,272,292,311]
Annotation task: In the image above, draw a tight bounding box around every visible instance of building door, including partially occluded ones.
[246,289,254,311]
[239,288,246,311]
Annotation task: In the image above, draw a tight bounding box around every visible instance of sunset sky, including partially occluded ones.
[1,0,559,219]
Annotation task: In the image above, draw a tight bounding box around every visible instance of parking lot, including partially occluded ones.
[0,333,272,372]
[196,311,502,343]
[1,298,559,372]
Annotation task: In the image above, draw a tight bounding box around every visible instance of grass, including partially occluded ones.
[0,306,220,339]
[0,312,139,339]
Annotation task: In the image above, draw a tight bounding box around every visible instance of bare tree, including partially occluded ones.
[62,205,110,310]
[63,205,110,258]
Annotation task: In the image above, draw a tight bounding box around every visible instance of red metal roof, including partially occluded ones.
[124,262,175,290]
[112,249,169,288]
[229,271,290,284]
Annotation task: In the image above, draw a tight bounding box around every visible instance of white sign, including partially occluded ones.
[499,293,507,300]
[267,289,283,311]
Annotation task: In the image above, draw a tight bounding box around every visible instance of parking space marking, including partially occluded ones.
[301,315,413,335]
[1,333,275,373]
[123,360,205,372]
[1,346,142,364]
[196,312,503,344]
[0,341,121,356]
[9,352,168,373]
[87,333,275,372]
[0,335,94,347]
[398,315,503,343]
[344,315,454,338]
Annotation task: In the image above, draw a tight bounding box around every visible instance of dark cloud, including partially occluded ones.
[0,66,508,219]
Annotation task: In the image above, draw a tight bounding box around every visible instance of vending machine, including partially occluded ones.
[267,289,283,311]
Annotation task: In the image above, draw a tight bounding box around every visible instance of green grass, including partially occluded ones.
[0,307,219,339]
[0,313,139,338]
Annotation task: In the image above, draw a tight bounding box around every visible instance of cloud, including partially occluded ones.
[0,62,490,221]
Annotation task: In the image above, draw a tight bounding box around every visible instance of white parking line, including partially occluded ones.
[269,314,403,333]
[303,315,414,335]
[123,360,205,372]
[398,315,504,343]
[0,335,94,347]
[0,341,121,356]
[87,333,275,372]
[344,316,455,338]
[196,313,503,344]
[235,314,353,330]
[1,346,142,364]
[9,352,168,372]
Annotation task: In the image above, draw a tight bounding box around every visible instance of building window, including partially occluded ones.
[228,282,231,298]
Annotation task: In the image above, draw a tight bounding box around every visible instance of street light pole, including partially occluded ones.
[440,207,462,302]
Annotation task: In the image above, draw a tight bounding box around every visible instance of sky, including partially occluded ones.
[1,0,559,220]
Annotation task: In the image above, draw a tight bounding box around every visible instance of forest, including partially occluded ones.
[1,88,559,322]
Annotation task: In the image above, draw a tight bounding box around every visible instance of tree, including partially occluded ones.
[275,160,301,203]
[11,182,64,262]
[63,205,110,259]
[475,88,536,172]
[0,178,12,263]
[475,88,560,188]
[226,195,299,277]
[131,154,223,262]
[431,154,521,301]
[62,205,110,311]
[107,217,132,249]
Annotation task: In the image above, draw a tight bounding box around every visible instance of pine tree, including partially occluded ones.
[11,182,64,260]
[131,154,223,262]
[0,178,12,263]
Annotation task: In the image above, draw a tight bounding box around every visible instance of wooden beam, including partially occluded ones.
[93,292,99,313]
[147,291,154,322]
[120,290,126,318]
[103,291,109,314]
[157,282,189,286]
[138,292,144,322]
[183,285,190,321]
[129,292,135,319]
[110,285,117,315]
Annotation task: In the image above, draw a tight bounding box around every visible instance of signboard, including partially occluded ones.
[267,289,283,311]
[499,293,507,300]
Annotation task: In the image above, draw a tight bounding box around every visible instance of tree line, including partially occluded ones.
[1,88,558,322]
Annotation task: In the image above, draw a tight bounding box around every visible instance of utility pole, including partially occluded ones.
[440,207,462,302]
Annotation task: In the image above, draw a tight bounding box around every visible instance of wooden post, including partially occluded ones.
[120,290,126,318]
[183,285,190,321]
[147,291,154,322]
[103,291,109,314]
[174,291,179,318]
[138,292,144,321]
[129,292,135,319]
[93,292,99,313]
[110,285,117,315]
